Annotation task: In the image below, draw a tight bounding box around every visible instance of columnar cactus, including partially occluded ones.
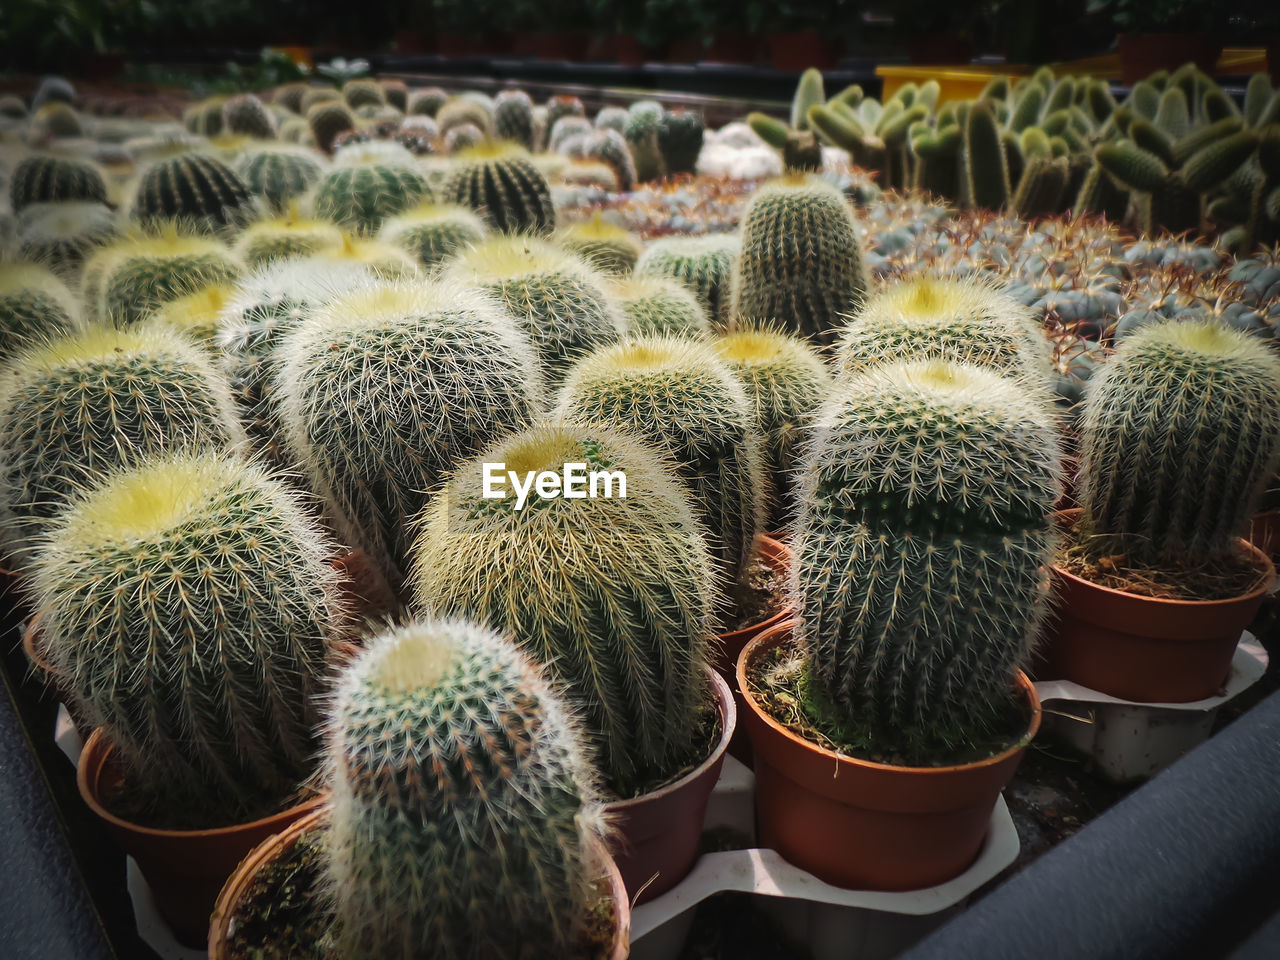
[658,109,705,175]
[494,88,536,150]
[447,237,625,387]
[234,146,325,214]
[635,233,740,329]
[221,93,277,139]
[307,100,357,153]
[131,153,257,230]
[556,336,764,586]
[378,203,488,271]
[411,421,716,796]
[444,143,556,235]
[325,617,606,958]
[796,359,1061,746]
[731,174,868,346]
[311,163,432,235]
[557,216,644,275]
[612,275,711,339]
[276,280,540,585]
[9,154,108,213]
[0,323,242,561]
[625,100,665,182]
[86,228,243,325]
[15,201,118,277]
[713,329,831,529]
[233,211,344,267]
[1080,319,1280,563]
[0,263,79,357]
[965,100,1012,211]
[31,452,345,824]
[834,276,1052,382]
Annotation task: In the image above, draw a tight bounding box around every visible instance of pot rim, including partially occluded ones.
[77,727,325,841]
[717,534,794,644]
[1052,507,1277,609]
[605,665,736,811]
[209,802,631,960]
[737,620,1042,777]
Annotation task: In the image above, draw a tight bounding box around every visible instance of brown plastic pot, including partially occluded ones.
[603,667,735,904]
[1249,509,1280,559]
[1039,508,1274,703]
[77,728,323,948]
[209,806,631,960]
[738,621,1040,891]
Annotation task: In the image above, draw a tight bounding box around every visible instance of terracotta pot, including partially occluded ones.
[1249,509,1280,559]
[209,806,631,960]
[603,667,735,904]
[77,729,323,948]
[1117,33,1223,85]
[738,621,1040,891]
[1040,509,1274,703]
[768,29,838,71]
[715,535,793,763]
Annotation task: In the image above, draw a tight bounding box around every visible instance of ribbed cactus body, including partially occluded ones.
[277,281,539,585]
[132,154,256,230]
[437,98,493,138]
[558,217,644,275]
[147,284,233,348]
[546,95,586,135]
[1081,320,1280,562]
[407,87,448,116]
[15,201,118,277]
[713,329,831,529]
[964,100,1011,211]
[595,105,628,134]
[326,617,603,958]
[312,163,433,236]
[556,337,763,585]
[32,452,344,823]
[234,147,324,214]
[494,89,536,150]
[308,234,420,280]
[9,154,108,213]
[444,145,555,235]
[835,277,1051,382]
[32,102,83,139]
[625,101,665,182]
[272,83,310,114]
[89,231,242,325]
[221,93,277,138]
[731,175,868,346]
[550,116,594,154]
[796,360,1060,743]
[342,78,386,110]
[567,128,637,191]
[233,214,343,267]
[411,421,716,795]
[378,203,488,271]
[0,263,78,358]
[301,87,342,113]
[0,324,242,560]
[612,276,711,339]
[658,109,705,175]
[444,123,485,154]
[447,237,624,387]
[380,79,408,112]
[307,101,356,153]
[635,233,739,329]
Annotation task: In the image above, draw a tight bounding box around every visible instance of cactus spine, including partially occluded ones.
[221,93,277,139]
[713,329,831,529]
[325,617,605,958]
[557,215,644,276]
[612,275,711,339]
[342,78,386,110]
[0,324,243,561]
[233,211,344,267]
[9,154,108,213]
[307,100,357,153]
[444,143,556,236]
[658,109,705,175]
[31,452,345,824]
[276,280,540,586]
[378,203,488,271]
[131,153,257,231]
[1080,319,1280,562]
[730,174,868,346]
[795,360,1061,748]
[234,146,325,214]
[311,163,433,236]
[411,421,716,796]
[0,263,79,358]
[494,88,536,150]
[446,237,625,387]
[556,336,764,586]
[634,233,740,330]
[15,201,119,278]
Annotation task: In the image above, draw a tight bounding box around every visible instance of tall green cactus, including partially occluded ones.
[446,236,625,386]
[634,233,740,330]
[131,153,257,231]
[834,276,1052,383]
[325,617,605,958]
[730,174,868,346]
[713,329,831,530]
[0,323,243,565]
[31,452,345,825]
[444,143,556,236]
[1080,319,1280,563]
[964,100,1012,211]
[795,359,1061,748]
[0,262,79,358]
[311,163,433,236]
[276,280,540,587]
[411,420,716,796]
[625,100,666,182]
[9,154,108,213]
[556,336,764,587]
[658,109,705,175]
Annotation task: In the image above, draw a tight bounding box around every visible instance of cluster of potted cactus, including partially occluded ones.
[0,60,1278,958]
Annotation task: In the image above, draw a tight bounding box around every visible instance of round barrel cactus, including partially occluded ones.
[635,233,740,329]
[378,203,488,271]
[131,153,257,231]
[15,201,118,278]
[311,163,433,236]
[9,154,108,214]
[86,229,243,325]
[612,275,711,339]
[444,144,555,236]
[558,216,644,276]
[0,262,79,358]
[234,146,325,214]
